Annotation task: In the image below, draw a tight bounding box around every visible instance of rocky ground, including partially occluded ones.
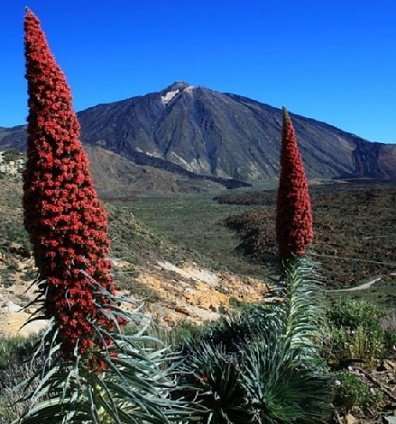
[0,248,272,338]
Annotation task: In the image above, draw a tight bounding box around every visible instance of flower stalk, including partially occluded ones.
[276,107,313,261]
[24,8,118,365]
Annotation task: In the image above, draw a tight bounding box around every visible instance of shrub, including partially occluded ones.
[176,341,251,423]
[324,299,385,369]
[175,259,333,423]
[333,371,377,412]
[0,335,36,370]
[380,313,396,354]
[0,336,40,423]
[327,298,383,329]
[181,304,276,357]
[242,340,332,423]
[2,149,24,163]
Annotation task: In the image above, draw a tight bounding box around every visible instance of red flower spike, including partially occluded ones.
[276,107,313,260]
[23,9,116,364]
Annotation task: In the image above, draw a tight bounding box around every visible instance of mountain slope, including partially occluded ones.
[1,82,396,191]
[77,82,396,181]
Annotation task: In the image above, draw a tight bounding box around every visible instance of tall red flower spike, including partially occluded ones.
[276,107,313,260]
[24,9,116,359]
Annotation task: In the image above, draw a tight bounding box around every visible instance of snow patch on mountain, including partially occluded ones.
[161,85,195,105]
[161,89,180,105]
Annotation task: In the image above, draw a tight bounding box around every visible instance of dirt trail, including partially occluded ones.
[327,272,396,292]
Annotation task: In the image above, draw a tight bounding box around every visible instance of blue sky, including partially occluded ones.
[1,0,395,143]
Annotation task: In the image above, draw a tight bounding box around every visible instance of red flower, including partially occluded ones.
[276,108,313,260]
[24,9,117,364]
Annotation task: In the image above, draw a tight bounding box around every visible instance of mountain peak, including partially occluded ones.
[160,81,194,105]
[164,81,191,91]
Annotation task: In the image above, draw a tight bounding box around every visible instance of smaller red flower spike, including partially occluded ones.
[276,107,313,260]
[23,9,118,364]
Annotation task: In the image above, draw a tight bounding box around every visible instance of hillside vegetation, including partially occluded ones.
[1,175,396,423]
[128,182,396,289]
[216,182,396,288]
